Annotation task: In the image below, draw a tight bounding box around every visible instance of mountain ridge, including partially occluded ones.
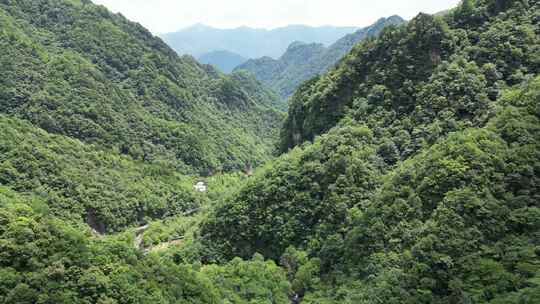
[197,50,247,73]
[0,0,284,176]
[202,0,540,302]
[160,23,360,59]
[1,0,539,303]
[235,15,406,99]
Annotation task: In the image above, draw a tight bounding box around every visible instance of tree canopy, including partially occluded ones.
[0,0,539,303]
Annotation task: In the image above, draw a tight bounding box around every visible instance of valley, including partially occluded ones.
[0,0,539,303]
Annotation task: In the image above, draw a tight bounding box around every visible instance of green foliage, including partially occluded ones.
[201,254,291,304]
[0,115,202,232]
[236,16,405,99]
[1,0,539,303]
[281,0,539,152]
[280,247,321,297]
[0,0,283,174]
[331,78,540,302]
[139,216,196,249]
[201,124,385,260]
[204,172,251,202]
[200,0,540,302]
[209,76,540,303]
[0,192,216,304]
[0,189,293,303]
[281,13,454,151]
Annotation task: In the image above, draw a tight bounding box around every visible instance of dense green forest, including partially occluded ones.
[0,0,283,175]
[235,16,405,99]
[204,0,540,302]
[280,0,539,153]
[1,0,539,303]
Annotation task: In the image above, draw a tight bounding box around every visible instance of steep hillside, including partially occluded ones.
[161,23,359,59]
[280,0,539,152]
[0,1,293,302]
[1,0,539,303]
[198,50,247,73]
[0,114,205,232]
[0,0,283,175]
[201,0,540,302]
[235,16,405,99]
[230,70,286,111]
[0,184,292,303]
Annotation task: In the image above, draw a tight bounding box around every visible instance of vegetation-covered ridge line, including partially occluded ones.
[0,0,284,175]
[200,0,540,302]
[0,114,207,232]
[0,0,539,303]
[235,15,405,99]
[280,0,539,152]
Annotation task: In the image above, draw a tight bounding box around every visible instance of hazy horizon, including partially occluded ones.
[176,22,362,32]
[91,0,461,34]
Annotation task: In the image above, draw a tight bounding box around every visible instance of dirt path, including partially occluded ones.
[133,225,149,249]
[145,238,185,253]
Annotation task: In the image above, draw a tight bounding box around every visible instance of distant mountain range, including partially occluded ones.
[160,24,359,59]
[235,16,405,99]
[197,50,247,73]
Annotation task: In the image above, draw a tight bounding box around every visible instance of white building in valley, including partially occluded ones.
[194,181,207,192]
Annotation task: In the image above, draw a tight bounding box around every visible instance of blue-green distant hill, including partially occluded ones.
[235,16,405,99]
[198,50,247,73]
[161,23,359,59]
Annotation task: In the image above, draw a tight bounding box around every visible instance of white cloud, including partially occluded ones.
[91,0,461,33]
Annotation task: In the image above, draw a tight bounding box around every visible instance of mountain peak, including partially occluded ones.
[162,24,364,59]
[287,41,308,49]
[373,15,405,25]
[387,15,406,22]
[235,15,406,99]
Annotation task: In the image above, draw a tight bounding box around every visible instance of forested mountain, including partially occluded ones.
[236,16,405,99]
[0,181,292,303]
[197,50,247,73]
[0,0,291,302]
[0,115,202,233]
[202,0,540,302]
[0,0,283,175]
[1,0,539,303]
[160,23,359,59]
[280,0,539,152]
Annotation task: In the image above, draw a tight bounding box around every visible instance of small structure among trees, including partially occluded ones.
[194,181,207,192]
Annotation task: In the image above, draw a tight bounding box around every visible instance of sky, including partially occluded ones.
[91,0,462,34]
